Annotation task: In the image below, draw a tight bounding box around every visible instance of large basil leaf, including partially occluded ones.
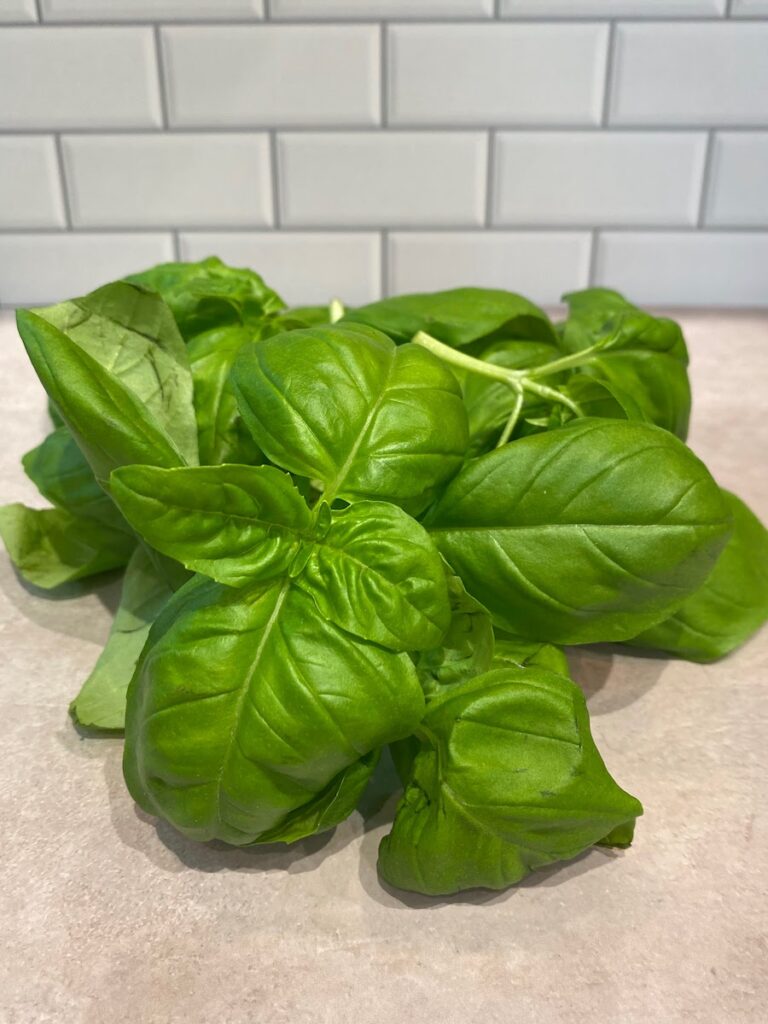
[187,325,263,466]
[415,568,494,693]
[22,426,128,532]
[70,547,173,732]
[125,256,285,340]
[124,575,425,845]
[425,418,732,644]
[0,503,134,589]
[34,281,198,464]
[16,310,191,484]
[231,324,469,510]
[628,490,768,662]
[110,464,312,587]
[560,289,691,439]
[378,667,642,895]
[110,464,450,651]
[343,288,557,348]
[295,501,450,652]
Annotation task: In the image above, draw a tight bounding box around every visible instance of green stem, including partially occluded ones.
[496,385,524,448]
[523,379,582,416]
[524,335,616,379]
[329,298,345,324]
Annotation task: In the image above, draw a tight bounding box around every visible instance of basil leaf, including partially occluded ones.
[22,426,128,532]
[34,281,199,465]
[378,667,642,895]
[492,637,570,676]
[425,418,732,644]
[0,503,134,589]
[295,501,450,652]
[16,311,190,484]
[110,464,312,588]
[124,575,424,845]
[560,289,690,439]
[251,750,379,845]
[232,324,468,511]
[343,288,557,348]
[69,547,173,732]
[628,490,768,662]
[187,325,263,466]
[126,256,285,339]
[415,569,494,693]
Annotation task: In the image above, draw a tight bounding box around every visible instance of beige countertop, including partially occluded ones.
[1,310,766,1024]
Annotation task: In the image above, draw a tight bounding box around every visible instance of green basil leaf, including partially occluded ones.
[378,667,642,895]
[232,324,468,510]
[124,575,425,845]
[22,426,128,532]
[126,256,285,339]
[560,289,690,438]
[491,637,570,676]
[295,501,451,652]
[415,568,494,692]
[562,375,650,424]
[110,464,312,588]
[343,288,557,348]
[628,489,768,661]
[16,311,190,484]
[187,325,264,465]
[424,418,732,644]
[34,281,199,464]
[250,750,380,845]
[69,547,173,732]
[0,503,134,589]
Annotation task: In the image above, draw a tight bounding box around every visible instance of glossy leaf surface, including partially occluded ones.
[491,637,570,676]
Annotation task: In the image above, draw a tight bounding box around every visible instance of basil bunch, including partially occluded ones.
[2,259,765,897]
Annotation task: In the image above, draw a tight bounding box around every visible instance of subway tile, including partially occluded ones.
[62,134,273,228]
[500,1,725,15]
[0,27,161,129]
[493,132,706,227]
[389,23,608,127]
[278,132,486,227]
[706,133,768,226]
[180,232,380,305]
[0,138,66,229]
[0,233,174,306]
[388,232,591,306]
[731,0,768,13]
[163,25,379,128]
[610,23,768,126]
[40,0,264,19]
[595,232,768,306]
[270,0,492,16]
[0,0,37,21]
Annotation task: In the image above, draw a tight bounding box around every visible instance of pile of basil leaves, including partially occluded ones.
[2,258,766,897]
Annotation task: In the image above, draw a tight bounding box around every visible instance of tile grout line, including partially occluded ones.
[1,126,766,136]
[153,25,171,130]
[587,229,600,287]
[269,131,281,228]
[601,21,616,127]
[379,22,388,127]
[484,130,495,228]
[172,230,181,260]
[33,0,43,23]
[6,16,760,27]
[1,225,768,237]
[380,231,388,299]
[53,134,73,229]
[697,131,716,228]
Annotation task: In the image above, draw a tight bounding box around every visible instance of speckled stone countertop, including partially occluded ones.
[1,310,766,1024]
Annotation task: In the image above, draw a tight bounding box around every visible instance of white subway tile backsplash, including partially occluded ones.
[493,132,706,227]
[0,138,66,229]
[62,134,273,228]
[270,1,493,17]
[0,27,161,130]
[41,1,264,20]
[0,233,174,306]
[162,25,379,128]
[610,23,768,126]
[706,134,768,226]
[731,1,768,14]
[0,0,37,21]
[500,1,725,15]
[388,232,591,305]
[278,133,486,227]
[389,24,608,127]
[180,232,380,305]
[596,232,768,306]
